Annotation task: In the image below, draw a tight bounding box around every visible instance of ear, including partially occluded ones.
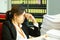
[14,13,17,19]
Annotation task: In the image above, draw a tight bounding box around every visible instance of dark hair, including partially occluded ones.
[6,5,26,21]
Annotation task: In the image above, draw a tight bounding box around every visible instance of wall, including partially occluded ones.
[0,0,11,13]
[47,0,60,15]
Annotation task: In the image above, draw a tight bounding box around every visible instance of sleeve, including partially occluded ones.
[27,26,40,37]
[2,22,14,40]
[23,19,40,37]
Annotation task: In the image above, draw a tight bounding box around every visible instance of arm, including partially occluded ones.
[2,21,14,40]
[25,13,38,27]
[27,26,40,37]
[25,13,37,23]
[24,13,40,37]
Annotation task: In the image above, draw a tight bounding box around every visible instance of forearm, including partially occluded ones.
[25,13,39,27]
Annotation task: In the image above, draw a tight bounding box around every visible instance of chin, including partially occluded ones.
[19,22,23,24]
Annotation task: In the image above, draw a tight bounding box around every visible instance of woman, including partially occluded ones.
[2,5,40,40]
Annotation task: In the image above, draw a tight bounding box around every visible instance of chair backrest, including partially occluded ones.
[0,14,6,20]
[0,14,6,40]
[0,23,3,40]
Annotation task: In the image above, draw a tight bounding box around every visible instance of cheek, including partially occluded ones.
[21,16,25,21]
[18,16,25,23]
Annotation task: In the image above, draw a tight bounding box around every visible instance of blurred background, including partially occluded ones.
[0,0,47,28]
[0,0,47,40]
[1,0,60,40]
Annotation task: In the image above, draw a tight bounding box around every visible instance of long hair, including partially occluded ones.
[6,5,26,21]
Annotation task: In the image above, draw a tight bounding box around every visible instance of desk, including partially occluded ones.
[28,34,48,40]
[28,34,59,40]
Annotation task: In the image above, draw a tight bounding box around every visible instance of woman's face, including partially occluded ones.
[15,11,25,24]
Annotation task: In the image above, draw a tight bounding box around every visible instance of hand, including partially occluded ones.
[25,13,37,23]
[25,13,39,27]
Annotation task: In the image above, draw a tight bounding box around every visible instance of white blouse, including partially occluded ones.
[13,24,27,40]
[16,30,27,40]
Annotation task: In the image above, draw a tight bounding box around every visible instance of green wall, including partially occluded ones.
[47,0,60,15]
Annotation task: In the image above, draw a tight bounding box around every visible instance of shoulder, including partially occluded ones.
[3,20,10,25]
[3,20,13,28]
